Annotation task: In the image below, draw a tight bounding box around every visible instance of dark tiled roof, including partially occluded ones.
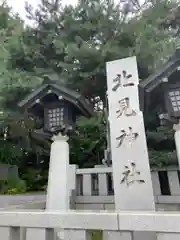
[139,48,180,92]
[18,78,93,118]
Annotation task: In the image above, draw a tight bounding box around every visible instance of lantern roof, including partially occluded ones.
[139,48,180,92]
[18,76,93,118]
[139,48,180,111]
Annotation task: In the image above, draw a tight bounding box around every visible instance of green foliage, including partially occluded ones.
[7,179,27,194]
[0,0,177,183]
[149,150,177,167]
[0,141,24,165]
[0,178,27,195]
[21,168,48,192]
[11,0,180,104]
[147,127,175,151]
[92,231,102,240]
[70,114,106,167]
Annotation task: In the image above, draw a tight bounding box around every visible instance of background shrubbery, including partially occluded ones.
[0,0,179,192]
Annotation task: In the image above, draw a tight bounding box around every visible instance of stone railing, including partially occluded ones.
[1,210,180,240]
[73,165,180,210]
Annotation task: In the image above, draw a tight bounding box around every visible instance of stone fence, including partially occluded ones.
[71,165,180,210]
[1,210,180,240]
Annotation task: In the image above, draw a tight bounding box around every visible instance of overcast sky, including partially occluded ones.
[7,0,78,22]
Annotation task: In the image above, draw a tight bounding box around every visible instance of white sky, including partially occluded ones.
[7,0,78,21]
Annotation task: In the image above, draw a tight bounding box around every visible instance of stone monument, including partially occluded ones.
[106,56,155,240]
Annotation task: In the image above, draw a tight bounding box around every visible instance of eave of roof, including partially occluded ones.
[139,49,180,93]
[18,82,93,118]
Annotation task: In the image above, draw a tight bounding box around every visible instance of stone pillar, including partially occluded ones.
[46,133,69,210]
[106,57,156,240]
[69,165,77,194]
[69,165,77,209]
[46,133,70,240]
[173,122,180,168]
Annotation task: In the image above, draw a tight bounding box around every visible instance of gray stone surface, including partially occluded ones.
[0,164,19,181]
[106,57,155,211]
[0,193,45,209]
